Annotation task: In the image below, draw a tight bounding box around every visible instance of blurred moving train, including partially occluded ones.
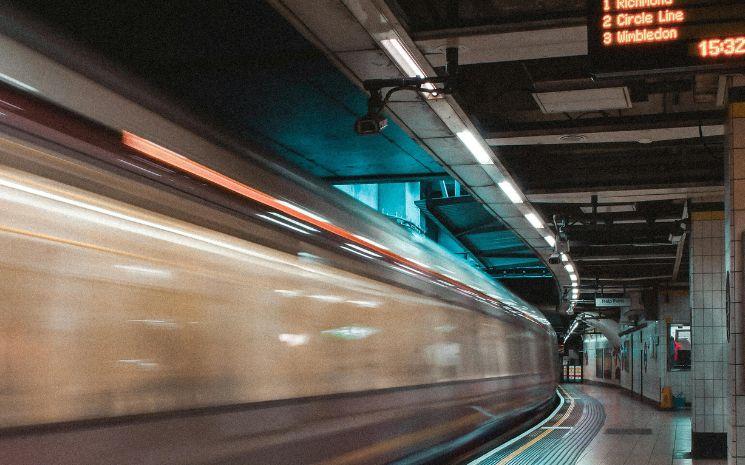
[0,26,558,465]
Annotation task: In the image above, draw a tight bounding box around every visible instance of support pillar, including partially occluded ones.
[727,79,745,464]
[690,212,727,458]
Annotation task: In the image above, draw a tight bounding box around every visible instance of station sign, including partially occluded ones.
[595,296,632,307]
[588,0,745,74]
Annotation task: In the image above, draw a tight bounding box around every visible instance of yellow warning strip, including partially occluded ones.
[494,386,575,465]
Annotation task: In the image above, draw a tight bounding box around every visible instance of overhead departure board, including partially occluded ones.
[588,0,745,74]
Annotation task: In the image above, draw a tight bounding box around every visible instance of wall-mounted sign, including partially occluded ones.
[596,296,632,307]
[588,0,745,74]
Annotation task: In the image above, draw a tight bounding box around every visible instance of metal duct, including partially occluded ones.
[582,312,621,348]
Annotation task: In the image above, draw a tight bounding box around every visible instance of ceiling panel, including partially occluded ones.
[451,164,493,187]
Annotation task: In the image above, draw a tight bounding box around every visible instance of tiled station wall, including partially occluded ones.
[690,215,728,435]
[583,321,690,403]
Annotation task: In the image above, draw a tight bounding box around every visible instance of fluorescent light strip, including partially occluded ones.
[498,181,523,204]
[394,265,421,278]
[560,253,569,263]
[268,212,319,232]
[340,245,375,259]
[408,258,431,269]
[309,294,344,303]
[114,264,170,277]
[277,200,328,223]
[544,235,556,247]
[353,234,389,250]
[395,263,425,276]
[569,273,578,281]
[421,82,439,94]
[117,159,162,177]
[0,98,23,111]
[343,242,382,258]
[456,130,494,165]
[378,38,440,98]
[380,38,426,78]
[275,289,301,297]
[524,212,544,229]
[347,300,380,308]
[572,282,578,288]
[564,264,574,273]
[256,213,312,235]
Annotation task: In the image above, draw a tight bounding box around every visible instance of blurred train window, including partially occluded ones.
[669,324,691,371]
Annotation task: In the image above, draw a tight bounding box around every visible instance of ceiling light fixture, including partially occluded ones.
[498,181,523,204]
[565,264,575,273]
[267,212,319,232]
[342,243,382,258]
[544,235,556,247]
[277,200,329,224]
[456,129,494,164]
[257,213,313,235]
[379,37,438,95]
[524,212,544,229]
[353,234,389,251]
[569,273,578,281]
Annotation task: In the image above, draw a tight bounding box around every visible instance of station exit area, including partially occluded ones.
[0,0,744,464]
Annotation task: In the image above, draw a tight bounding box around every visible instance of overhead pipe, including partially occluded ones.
[581,312,622,348]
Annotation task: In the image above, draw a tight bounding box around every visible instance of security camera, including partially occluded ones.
[548,251,561,265]
[354,114,388,135]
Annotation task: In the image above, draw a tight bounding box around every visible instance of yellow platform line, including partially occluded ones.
[494,386,575,465]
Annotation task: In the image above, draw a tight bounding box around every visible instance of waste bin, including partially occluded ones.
[660,386,673,409]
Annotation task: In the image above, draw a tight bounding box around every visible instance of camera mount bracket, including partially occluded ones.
[355,47,459,135]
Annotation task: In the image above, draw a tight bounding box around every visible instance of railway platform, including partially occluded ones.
[466,384,724,465]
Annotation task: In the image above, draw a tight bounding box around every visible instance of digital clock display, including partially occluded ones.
[588,0,745,74]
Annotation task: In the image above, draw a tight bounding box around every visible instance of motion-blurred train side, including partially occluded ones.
[0,30,558,465]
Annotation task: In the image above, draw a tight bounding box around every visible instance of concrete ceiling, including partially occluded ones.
[4,0,444,181]
[385,0,733,307]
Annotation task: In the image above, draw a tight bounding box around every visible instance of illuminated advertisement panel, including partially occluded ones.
[588,0,745,74]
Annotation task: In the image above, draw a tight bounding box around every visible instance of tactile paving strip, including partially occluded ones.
[467,385,605,465]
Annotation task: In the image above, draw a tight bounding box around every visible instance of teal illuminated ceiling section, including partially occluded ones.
[242,65,443,179]
[11,1,445,182]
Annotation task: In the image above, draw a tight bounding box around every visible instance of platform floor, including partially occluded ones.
[467,384,726,465]
[575,384,724,465]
